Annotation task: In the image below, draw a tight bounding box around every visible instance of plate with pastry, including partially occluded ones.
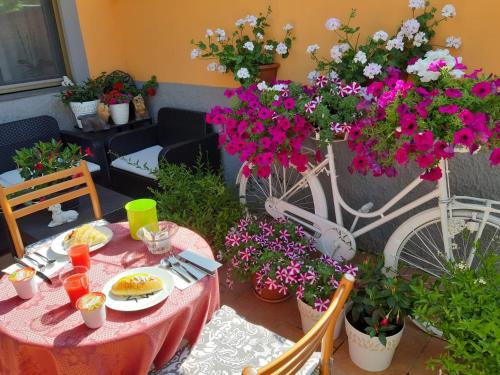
[51,224,113,255]
[101,267,174,311]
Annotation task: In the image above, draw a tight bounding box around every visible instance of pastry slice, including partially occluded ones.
[64,224,107,248]
[111,273,163,296]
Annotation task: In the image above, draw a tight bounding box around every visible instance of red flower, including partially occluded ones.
[146,87,156,96]
[420,167,442,181]
[490,148,500,166]
[34,162,43,171]
[84,147,93,157]
[113,82,124,91]
[380,317,390,327]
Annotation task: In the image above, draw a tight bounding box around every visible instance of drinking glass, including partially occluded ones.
[59,265,89,307]
[68,244,91,269]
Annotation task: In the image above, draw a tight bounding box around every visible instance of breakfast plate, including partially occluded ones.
[51,224,113,255]
[101,267,174,312]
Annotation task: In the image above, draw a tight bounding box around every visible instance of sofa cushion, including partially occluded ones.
[110,145,163,180]
[0,162,101,187]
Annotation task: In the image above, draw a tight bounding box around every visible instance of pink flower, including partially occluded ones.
[304,101,316,114]
[314,298,330,312]
[420,167,442,181]
[400,113,418,136]
[328,276,339,288]
[352,155,367,172]
[471,81,492,98]
[464,69,482,79]
[394,146,409,165]
[287,260,301,276]
[438,105,459,114]
[296,284,304,299]
[277,151,289,167]
[257,165,271,177]
[264,277,278,290]
[414,131,434,151]
[242,164,252,177]
[315,150,322,163]
[489,148,500,166]
[434,141,454,159]
[295,225,305,238]
[258,107,272,119]
[277,284,288,295]
[367,81,384,97]
[453,128,475,147]
[283,97,296,110]
[428,59,447,72]
[445,88,462,98]
[416,153,435,168]
[315,75,328,88]
[343,264,359,276]
[458,109,474,126]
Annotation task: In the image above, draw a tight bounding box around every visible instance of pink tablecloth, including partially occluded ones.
[0,223,220,375]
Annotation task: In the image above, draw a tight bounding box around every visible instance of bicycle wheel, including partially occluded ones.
[238,162,328,219]
[384,208,500,277]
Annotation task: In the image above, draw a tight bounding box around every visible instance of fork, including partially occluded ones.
[32,251,56,264]
[169,256,199,281]
[24,255,46,271]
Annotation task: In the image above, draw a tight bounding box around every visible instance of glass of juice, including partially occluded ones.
[68,244,91,269]
[59,265,89,307]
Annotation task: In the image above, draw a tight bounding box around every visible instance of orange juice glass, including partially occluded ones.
[60,266,89,307]
[68,244,91,269]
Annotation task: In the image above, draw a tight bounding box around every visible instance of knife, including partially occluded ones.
[14,257,52,284]
[180,258,216,275]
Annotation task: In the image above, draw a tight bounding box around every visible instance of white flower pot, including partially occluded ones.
[109,103,130,125]
[69,99,99,128]
[296,298,344,340]
[345,315,404,372]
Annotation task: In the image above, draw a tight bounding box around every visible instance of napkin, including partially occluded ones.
[178,249,222,274]
[161,260,210,291]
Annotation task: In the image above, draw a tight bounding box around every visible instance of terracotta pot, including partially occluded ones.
[251,274,290,303]
[258,63,280,84]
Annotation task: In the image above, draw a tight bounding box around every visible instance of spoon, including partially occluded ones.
[24,255,46,271]
[32,252,56,264]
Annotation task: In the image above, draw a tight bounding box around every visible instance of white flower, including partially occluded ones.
[273,95,280,101]
[217,65,227,73]
[257,81,268,91]
[283,23,294,31]
[243,41,255,51]
[236,67,250,79]
[456,261,468,270]
[307,70,320,83]
[325,18,341,31]
[205,29,214,37]
[215,28,226,41]
[190,48,201,59]
[408,0,425,9]
[256,33,263,40]
[235,18,245,27]
[330,43,349,63]
[245,15,258,27]
[329,70,339,80]
[264,44,274,51]
[474,277,487,285]
[272,83,288,92]
[407,49,464,82]
[442,4,456,18]
[306,44,320,54]
[446,36,462,49]
[372,30,389,42]
[207,62,217,72]
[413,31,428,47]
[276,42,288,55]
[353,50,367,64]
[400,19,420,38]
[363,63,382,79]
[386,37,405,51]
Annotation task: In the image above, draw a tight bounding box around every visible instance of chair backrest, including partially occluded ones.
[243,273,355,375]
[157,107,211,145]
[0,116,60,173]
[0,161,102,258]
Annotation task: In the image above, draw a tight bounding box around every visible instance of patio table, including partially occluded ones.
[0,222,220,375]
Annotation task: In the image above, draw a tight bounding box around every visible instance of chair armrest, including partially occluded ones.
[159,132,220,170]
[108,124,158,160]
[60,132,108,170]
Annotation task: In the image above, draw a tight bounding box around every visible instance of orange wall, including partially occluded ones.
[76,0,500,87]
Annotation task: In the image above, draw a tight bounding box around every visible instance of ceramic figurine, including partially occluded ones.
[133,94,149,119]
[48,204,79,227]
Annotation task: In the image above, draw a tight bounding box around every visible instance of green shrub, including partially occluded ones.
[411,252,500,375]
[151,159,244,255]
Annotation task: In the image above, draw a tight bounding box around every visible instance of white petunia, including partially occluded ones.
[372,30,389,42]
[272,83,288,92]
[441,4,456,18]
[245,15,258,27]
[408,0,425,9]
[205,29,214,37]
[190,48,201,59]
[413,31,428,47]
[283,23,294,31]
[235,18,245,27]
[407,49,464,82]
[329,70,339,80]
[243,41,255,51]
[215,28,226,41]
[386,37,405,51]
[264,44,274,51]
[256,33,264,40]
[400,19,420,38]
[330,43,349,63]
[276,42,288,55]
[363,63,382,79]
[446,36,462,49]
[307,70,320,83]
[217,65,227,73]
[257,81,268,91]
[353,50,367,64]
[207,62,217,72]
[306,44,320,54]
[236,67,250,79]
[325,17,341,31]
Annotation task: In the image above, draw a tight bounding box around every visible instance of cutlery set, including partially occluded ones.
[13,254,55,284]
[160,255,214,283]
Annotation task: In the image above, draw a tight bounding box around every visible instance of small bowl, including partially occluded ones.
[137,222,179,255]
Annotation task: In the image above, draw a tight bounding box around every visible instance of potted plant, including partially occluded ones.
[345,257,416,372]
[59,75,105,128]
[292,255,358,339]
[221,216,314,302]
[191,6,294,86]
[411,251,500,375]
[100,86,134,125]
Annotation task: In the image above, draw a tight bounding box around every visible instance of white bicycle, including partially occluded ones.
[237,140,500,277]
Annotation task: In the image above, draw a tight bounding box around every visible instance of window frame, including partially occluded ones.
[0,0,72,95]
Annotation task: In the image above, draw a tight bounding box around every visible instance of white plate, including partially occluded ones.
[51,225,113,255]
[101,267,174,312]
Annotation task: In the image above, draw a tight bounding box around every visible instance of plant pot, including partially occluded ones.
[109,103,130,125]
[297,298,344,339]
[69,100,100,128]
[258,63,280,84]
[345,314,404,372]
[251,274,290,303]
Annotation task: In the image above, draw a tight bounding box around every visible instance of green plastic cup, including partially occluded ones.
[125,199,158,240]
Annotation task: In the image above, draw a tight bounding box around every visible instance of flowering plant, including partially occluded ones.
[348,256,418,346]
[58,74,105,105]
[191,7,294,86]
[100,89,133,105]
[221,216,315,296]
[306,1,459,85]
[103,73,159,98]
[347,66,500,180]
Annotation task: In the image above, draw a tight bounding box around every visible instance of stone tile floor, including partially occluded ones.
[220,269,447,375]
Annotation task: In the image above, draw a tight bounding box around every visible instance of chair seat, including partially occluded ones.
[0,162,101,187]
[110,145,162,180]
[153,305,320,375]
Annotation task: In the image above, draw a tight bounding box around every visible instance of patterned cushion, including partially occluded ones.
[110,145,162,179]
[153,305,320,375]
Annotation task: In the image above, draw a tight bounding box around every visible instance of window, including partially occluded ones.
[0,0,67,94]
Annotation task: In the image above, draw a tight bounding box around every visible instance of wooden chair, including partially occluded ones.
[0,160,102,258]
[157,273,354,375]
